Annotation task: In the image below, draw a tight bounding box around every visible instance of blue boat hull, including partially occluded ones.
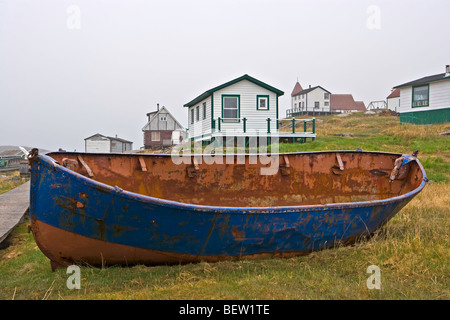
[28,150,427,268]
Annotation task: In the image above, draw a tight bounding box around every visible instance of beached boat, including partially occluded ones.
[27,149,427,270]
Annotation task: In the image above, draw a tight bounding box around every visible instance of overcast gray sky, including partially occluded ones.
[1,0,449,152]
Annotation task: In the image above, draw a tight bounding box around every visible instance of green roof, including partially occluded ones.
[183,74,284,107]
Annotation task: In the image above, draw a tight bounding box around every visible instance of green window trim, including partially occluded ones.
[276,95,279,129]
[256,95,270,110]
[221,94,241,122]
[411,84,429,108]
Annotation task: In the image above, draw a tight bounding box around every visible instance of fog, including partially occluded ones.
[1,0,449,151]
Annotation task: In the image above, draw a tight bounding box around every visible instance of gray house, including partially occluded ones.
[84,134,133,153]
[142,104,185,149]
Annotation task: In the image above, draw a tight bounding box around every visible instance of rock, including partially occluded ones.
[334,133,355,137]
[337,113,350,117]
[365,111,376,115]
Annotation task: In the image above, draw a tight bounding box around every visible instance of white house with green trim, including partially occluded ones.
[394,65,450,124]
[184,74,286,142]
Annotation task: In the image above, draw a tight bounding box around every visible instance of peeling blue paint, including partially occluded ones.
[29,153,427,260]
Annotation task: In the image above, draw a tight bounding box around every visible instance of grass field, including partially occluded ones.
[0,171,27,195]
[0,112,448,300]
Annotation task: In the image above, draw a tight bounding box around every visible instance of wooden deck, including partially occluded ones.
[0,181,30,243]
[191,132,317,143]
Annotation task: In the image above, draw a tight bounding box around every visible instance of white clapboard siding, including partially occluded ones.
[188,96,211,139]
[398,88,412,113]
[213,79,278,133]
[387,97,400,112]
[429,80,450,110]
[399,79,450,113]
[306,88,331,112]
[85,139,110,153]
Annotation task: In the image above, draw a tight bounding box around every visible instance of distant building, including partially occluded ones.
[286,81,365,117]
[184,74,284,142]
[290,83,332,115]
[84,134,133,153]
[386,88,401,113]
[393,65,450,124]
[142,104,185,149]
[330,94,366,113]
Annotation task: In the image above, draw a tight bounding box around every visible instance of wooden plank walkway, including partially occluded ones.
[0,181,30,243]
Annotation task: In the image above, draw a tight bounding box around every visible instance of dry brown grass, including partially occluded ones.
[0,171,26,195]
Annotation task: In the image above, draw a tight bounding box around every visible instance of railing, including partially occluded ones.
[278,118,315,135]
[210,117,315,135]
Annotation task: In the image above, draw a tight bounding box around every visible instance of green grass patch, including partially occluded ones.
[0,171,28,195]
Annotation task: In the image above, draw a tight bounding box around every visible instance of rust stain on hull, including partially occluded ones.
[27,150,428,269]
[31,219,314,269]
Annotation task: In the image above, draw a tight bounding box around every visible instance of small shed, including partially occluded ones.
[84,134,133,153]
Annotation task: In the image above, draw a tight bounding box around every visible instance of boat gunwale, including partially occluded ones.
[37,150,428,214]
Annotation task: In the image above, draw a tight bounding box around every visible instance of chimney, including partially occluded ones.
[157,103,160,111]
[446,65,450,77]
[309,85,311,89]
[115,134,118,138]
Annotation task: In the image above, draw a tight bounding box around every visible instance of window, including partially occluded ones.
[202,102,207,120]
[190,108,194,124]
[324,93,330,99]
[257,95,269,110]
[412,85,429,107]
[324,101,329,106]
[315,101,320,109]
[222,95,239,121]
[160,115,167,121]
[151,132,160,141]
[196,106,199,121]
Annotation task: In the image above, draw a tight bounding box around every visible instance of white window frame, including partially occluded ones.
[257,95,269,110]
[151,132,160,141]
[222,95,240,122]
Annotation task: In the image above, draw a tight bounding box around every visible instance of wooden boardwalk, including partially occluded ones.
[0,181,30,243]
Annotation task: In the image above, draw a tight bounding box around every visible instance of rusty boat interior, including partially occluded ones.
[46,151,425,207]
